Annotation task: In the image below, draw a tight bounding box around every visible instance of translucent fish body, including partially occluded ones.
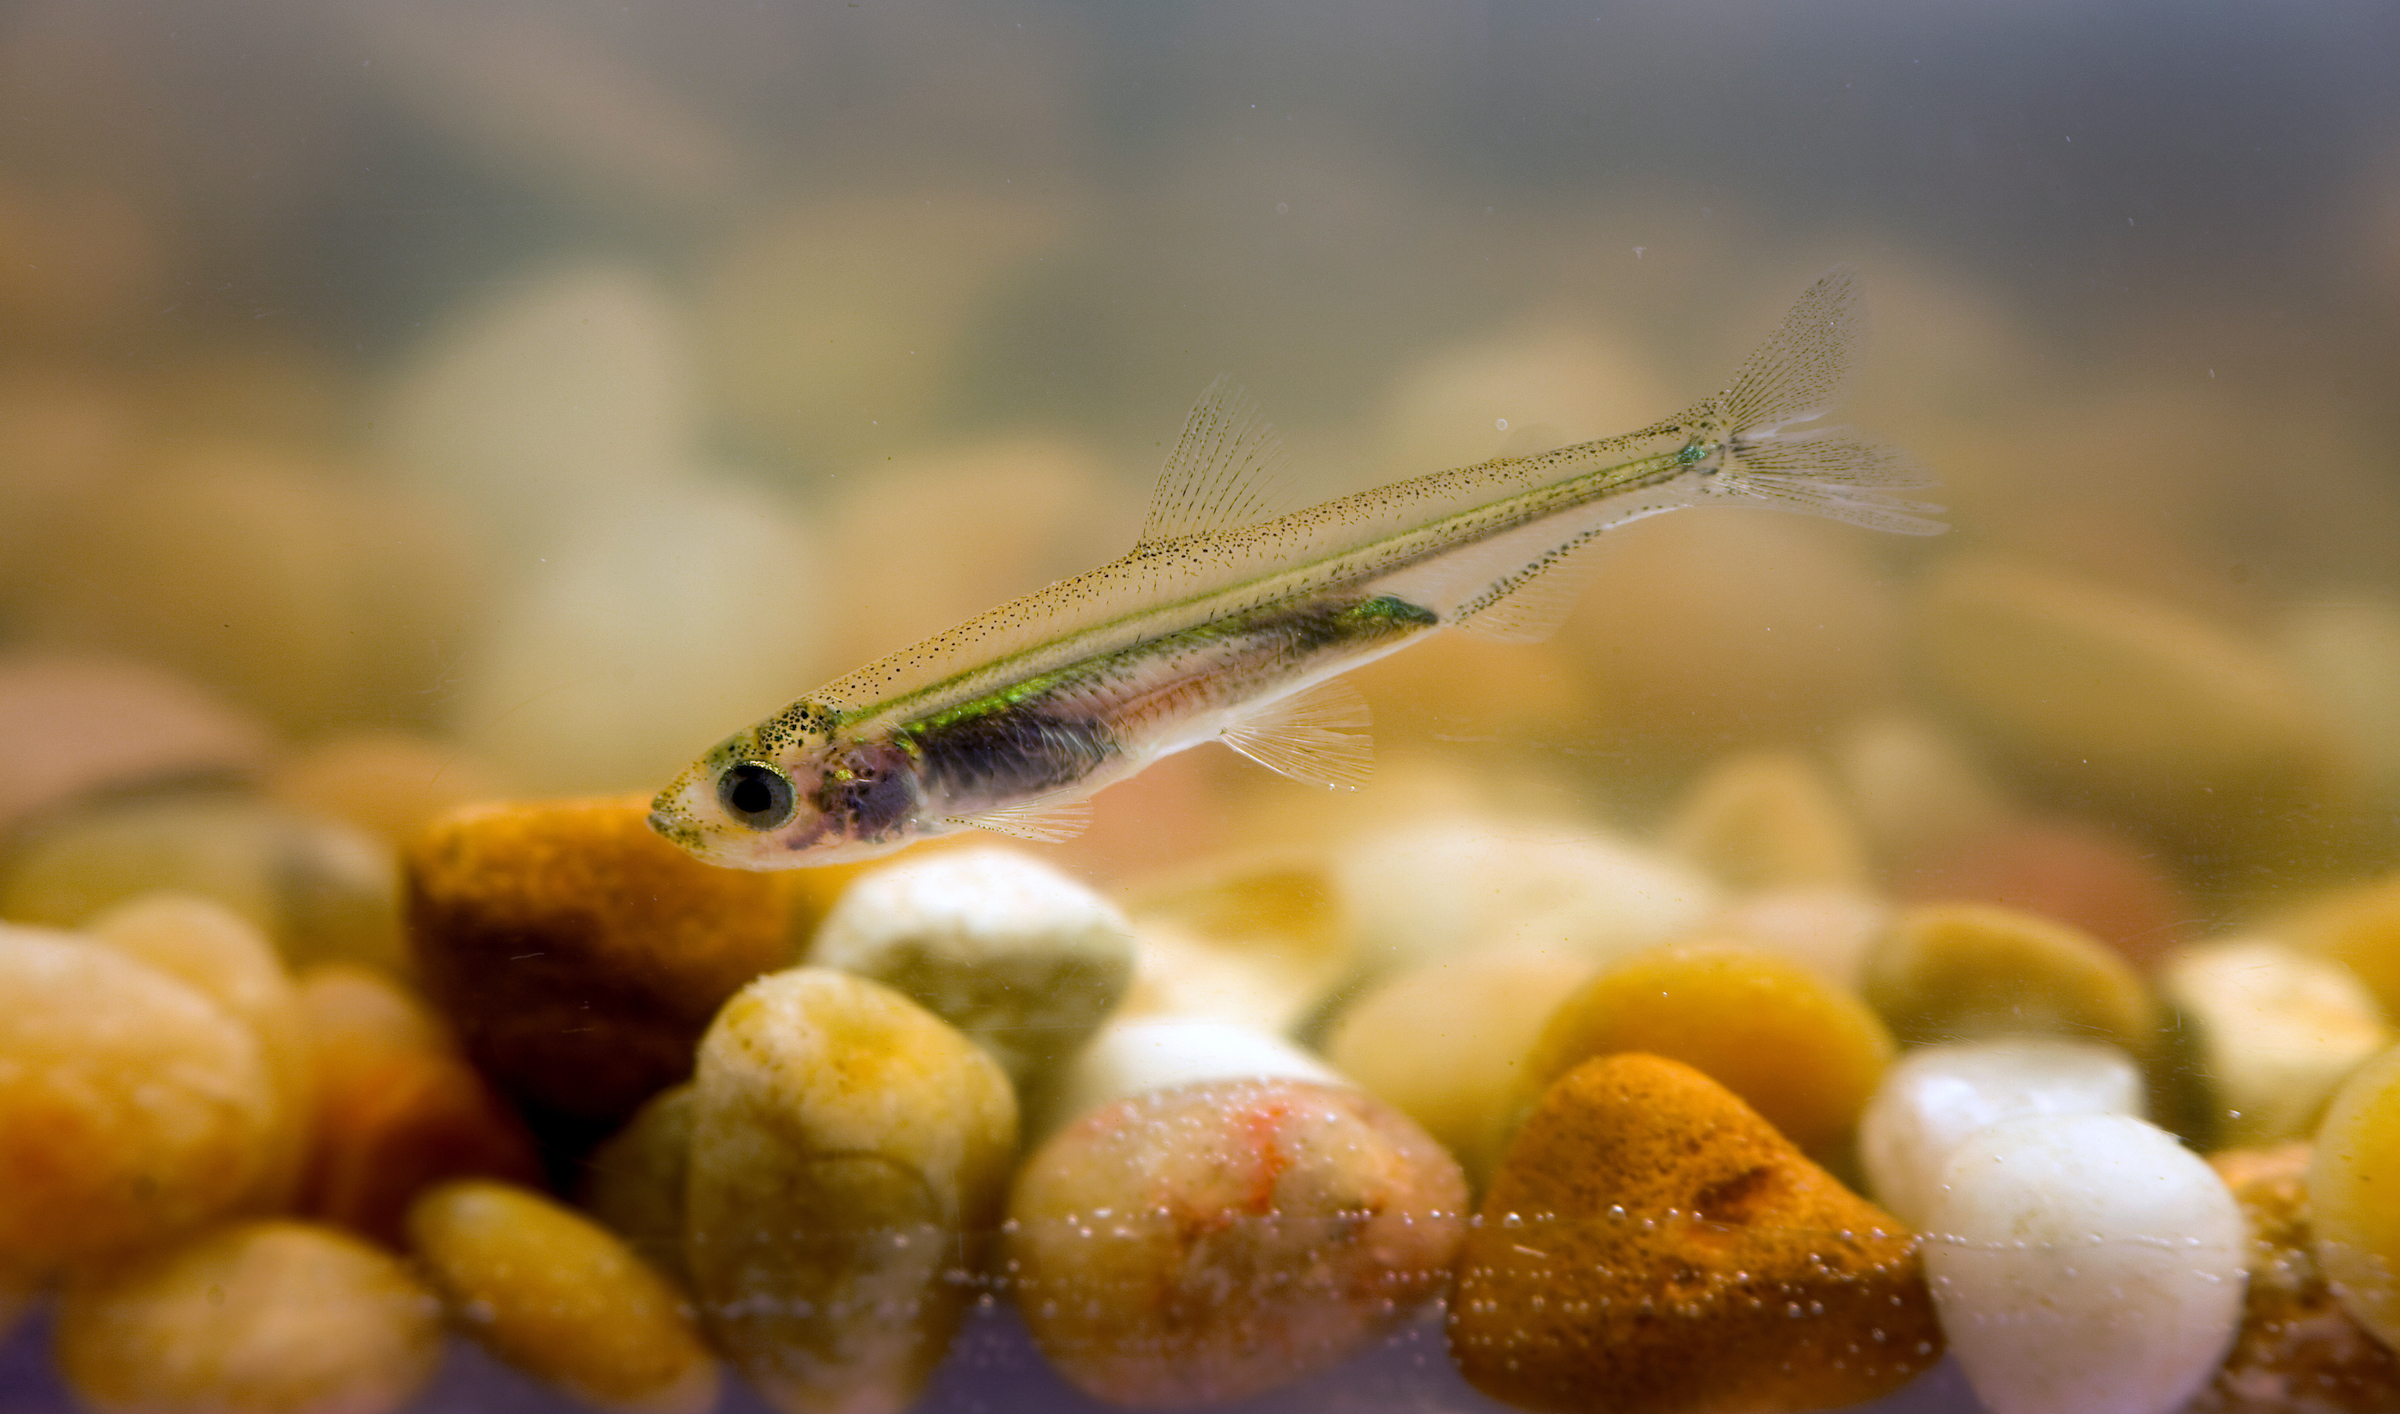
[651,266,1941,868]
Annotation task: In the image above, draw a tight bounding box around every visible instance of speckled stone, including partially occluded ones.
[686,967,1015,1414]
[1008,1077,1467,1408]
[403,795,843,1124]
[408,1180,718,1414]
[1452,1054,1941,1414]
[2187,1142,2400,1414]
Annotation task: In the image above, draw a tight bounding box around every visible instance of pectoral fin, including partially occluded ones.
[1221,678,1374,791]
[950,793,1094,843]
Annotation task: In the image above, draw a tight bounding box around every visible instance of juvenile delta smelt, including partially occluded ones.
[652,267,1942,868]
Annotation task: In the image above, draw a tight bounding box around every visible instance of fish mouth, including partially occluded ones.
[646,802,704,850]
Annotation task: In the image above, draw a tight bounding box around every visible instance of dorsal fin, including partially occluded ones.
[949,792,1093,843]
[1137,375,1293,545]
[1220,678,1374,790]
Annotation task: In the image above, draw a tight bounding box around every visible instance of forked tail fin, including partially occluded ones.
[1705,265,1948,536]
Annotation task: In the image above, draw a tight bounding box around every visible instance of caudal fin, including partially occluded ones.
[1709,265,1948,536]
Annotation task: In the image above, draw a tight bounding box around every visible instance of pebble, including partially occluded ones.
[1857,1036,2148,1228]
[1322,942,1597,1185]
[2278,595,2400,799]
[1117,853,1352,1035]
[0,791,406,973]
[53,1220,442,1414]
[1332,815,1717,980]
[293,961,543,1246]
[19,443,483,735]
[1512,941,1896,1163]
[583,1083,696,1286]
[2276,869,2400,1023]
[2164,938,2389,1148]
[1913,554,2350,839]
[1862,901,2161,1057]
[1699,884,1891,990]
[1660,748,1873,893]
[686,967,1016,1414]
[2307,1039,2400,1351]
[1554,510,1906,760]
[87,893,313,1213]
[1036,1016,1351,1142]
[1833,712,2016,872]
[2188,1142,2400,1414]
[1451,1053,1941,1414]
[408,1180,718,1414]
[1895,817,2194,971]
[1921,1112,2246,1414]
[1008,1076,1467,1407]
[0,924,274,1266]
[266,730,516,847]
[449,475,824,795]
[0,653,270,838]
[403,795,823,1124]
[808,846,1135,1091]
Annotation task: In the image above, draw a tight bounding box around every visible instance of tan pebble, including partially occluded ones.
[0,925,273,1265]
[1512,941,1894,1164]
[1661,748,1873,892]
[1378,317,1673,475]
[1342,628,1596,750]
[1009,1077,1466,1408]
[403,796,829,1124]
[267,731,515,847]
[0,653,271,837]
[1556,511,1905,760]
[2166,939,2390,1148]
[2188,1142,2400,1414]
[687,967,1015,1414]
[19,444,483,735]
[1914,554,2352,838]
[1322,943,1596,1186]
[1863,901,2161,1056]
[1117,853,1352,1033]
[295,962,456,1066]
[409,1180,717,1414]
[808,847,1134,1091]
[1451,1054,1941,1414]
[54,1220,441,1414]
[0,792,406,973]
[583,1084,695,1287]
[1700,884,1891,990]
[1833,711,2017,870]
[88,893,313,1212]
[1333,815,1717,980]
[2309,1042,2400,1350]
[0,373,138,607]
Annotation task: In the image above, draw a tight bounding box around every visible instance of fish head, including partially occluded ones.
[648,700,924,868]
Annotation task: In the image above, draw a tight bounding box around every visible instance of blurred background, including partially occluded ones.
[2,0,2397,904]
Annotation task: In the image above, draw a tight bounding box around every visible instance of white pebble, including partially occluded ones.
[1036,1017,1347,1142]
[2162,935,2390,1146]
[1859,1037,2147,1228]
[1334,817,1716,977]
[1923,1112,2245,1414]
[808,847,1134,1089]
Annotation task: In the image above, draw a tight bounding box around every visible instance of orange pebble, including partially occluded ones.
[1451,1054,1941,1414]
[301,1047,542,1248]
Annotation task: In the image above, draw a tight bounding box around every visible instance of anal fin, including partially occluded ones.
[1220,678,1374,791]
[950,793,1094,844]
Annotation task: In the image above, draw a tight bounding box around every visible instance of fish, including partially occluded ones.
[649,265,1942,868]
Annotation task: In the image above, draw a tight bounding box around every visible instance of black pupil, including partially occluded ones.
[719,763,793,827]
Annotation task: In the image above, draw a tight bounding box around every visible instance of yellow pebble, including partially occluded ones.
[2310,1042,2400,1350]
[408,1180,718,1414]
[1661,748,1873,893]
[1863,902,2160,1057]
[1509,941,1895,1161]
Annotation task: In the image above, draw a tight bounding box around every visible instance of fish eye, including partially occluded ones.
[717,762,796,830]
